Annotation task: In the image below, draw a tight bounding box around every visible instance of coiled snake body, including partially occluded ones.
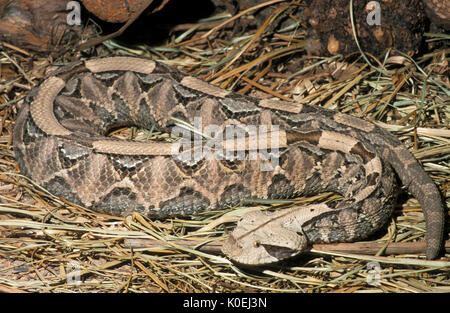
[13,57,444,264]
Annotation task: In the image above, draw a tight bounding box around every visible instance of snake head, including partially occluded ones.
[221,210,309,265]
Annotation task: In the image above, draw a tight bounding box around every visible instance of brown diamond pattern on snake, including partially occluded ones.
[58,153,119,208]
[218,98,260,116]
[54,95,93,122]
[304,197,392,244]
[26,137,62,184]
[94,187,147,216]
[136,73,165,89]
[112,72,142,111]
[61,77,81,97]
[12,143,25,171]
[134,97,158,131]
[170,110,189,124]
[276,111,318,127]
[107,154,146,180]
[107,92,134,126]
[43,176,84,207]
[22,116,44,144]
[173,156,207,176]
[92,72,121,86]
[219,183,252,208]
[219,159,245,172]
[267,174,296,199]
[85,102,117,130]
[57,142,90,169]
[127,156,199,213]
[158,186,211,216]
[151,61,187,81]
[138,80,181,127]
[172,83,202,103]
[77,77,132,130]
[80,74,113,110]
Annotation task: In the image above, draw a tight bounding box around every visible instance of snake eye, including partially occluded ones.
[253,241,261,248]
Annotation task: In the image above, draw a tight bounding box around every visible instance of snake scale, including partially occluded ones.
[13,56,444,264]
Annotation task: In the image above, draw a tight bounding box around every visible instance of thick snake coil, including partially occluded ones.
[13,56,444,263]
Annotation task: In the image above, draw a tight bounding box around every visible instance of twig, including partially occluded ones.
[124,238,450,259]
[201,0,285,39]
[375,121,450,138]
[312,241,450,257]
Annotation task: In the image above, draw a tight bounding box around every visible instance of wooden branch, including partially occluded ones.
[311,241,450,256]
[124,238,450,257]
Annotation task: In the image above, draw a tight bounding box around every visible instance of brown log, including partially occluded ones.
[124,238,450,258]
[311,241,450,256]
[81,0,155,23]
[0,0,82,53]
[423,0,450,29]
